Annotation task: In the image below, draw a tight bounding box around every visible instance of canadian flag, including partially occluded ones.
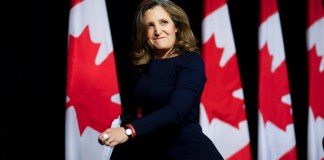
[257,0,297,159]
[307,0,324,159]
[65,0,121,160]
[200,0,252,159]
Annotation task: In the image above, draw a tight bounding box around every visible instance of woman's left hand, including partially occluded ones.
[98,127,129,147]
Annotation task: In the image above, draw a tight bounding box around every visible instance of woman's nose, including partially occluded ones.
[154,26,161,36]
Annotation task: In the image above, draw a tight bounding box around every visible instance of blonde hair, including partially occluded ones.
[131,0,200,66]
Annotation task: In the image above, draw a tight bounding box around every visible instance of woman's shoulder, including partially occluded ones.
[178,52,204,66]
[176,52,207,83]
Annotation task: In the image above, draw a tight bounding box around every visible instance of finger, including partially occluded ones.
[102,133,109,141]
[98,133,109,145]
[109,142,116,147]
[98,138,105,145]
[108,140,117,148]
[105,139,114,146]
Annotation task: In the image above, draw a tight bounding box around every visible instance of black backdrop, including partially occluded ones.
[0,0,313,159]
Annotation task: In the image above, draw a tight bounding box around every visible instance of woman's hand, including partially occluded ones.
[98,127,129,147]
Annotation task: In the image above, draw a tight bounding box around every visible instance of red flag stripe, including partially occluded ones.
[65,0,121,159]
[200,0,251,159]
[258,0,297,159]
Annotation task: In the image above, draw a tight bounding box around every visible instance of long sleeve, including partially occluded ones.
[131,53,206,137]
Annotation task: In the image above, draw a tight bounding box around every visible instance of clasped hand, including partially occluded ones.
[98,127,129,147]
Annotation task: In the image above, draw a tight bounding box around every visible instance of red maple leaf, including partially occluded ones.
[203,0,226,17]
[201,35,246,128]
[66,26,121,135]
[259,44,293,131]
[309,46,324,119]
[70,0,83,8]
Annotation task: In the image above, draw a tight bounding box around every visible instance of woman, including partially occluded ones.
[98,0,224,159]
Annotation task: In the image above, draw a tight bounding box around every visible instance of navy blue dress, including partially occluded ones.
[111,52,223,160]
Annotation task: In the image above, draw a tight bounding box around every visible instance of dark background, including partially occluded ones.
[1,0,316,159]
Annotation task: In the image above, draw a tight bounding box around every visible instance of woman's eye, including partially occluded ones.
[147,24,154,28]
[161,21,168,25]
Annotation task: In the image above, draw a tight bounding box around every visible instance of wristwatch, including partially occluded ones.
[123,125,133,138]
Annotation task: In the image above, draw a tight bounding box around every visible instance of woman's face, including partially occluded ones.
[144,6,178,55]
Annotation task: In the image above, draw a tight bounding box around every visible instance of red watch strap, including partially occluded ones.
[125,124,136,139]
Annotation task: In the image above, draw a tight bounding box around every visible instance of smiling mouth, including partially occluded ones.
[155,37,165,40]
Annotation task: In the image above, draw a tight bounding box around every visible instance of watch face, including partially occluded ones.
[125,128,132,135]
